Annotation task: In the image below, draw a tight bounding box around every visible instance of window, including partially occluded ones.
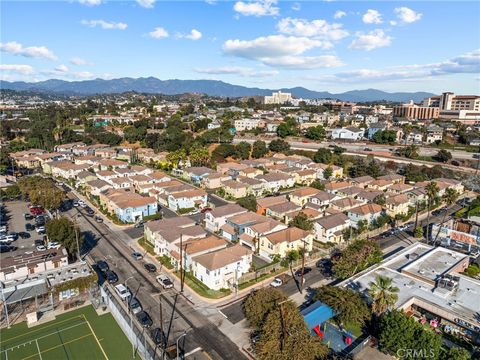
[206,269,210,275]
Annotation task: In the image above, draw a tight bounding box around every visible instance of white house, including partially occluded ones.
[192,244,253,291]
[347,203,383,228]
[331,127,364,141]
[168,189,208,212]
[314,213,350,244]
[204,204,248,233]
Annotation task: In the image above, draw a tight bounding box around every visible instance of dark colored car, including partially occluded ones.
[96,260,109,273]
[34,239,44,247]
[144,263,157,273]
[200,207,212,213]
[136,311,153,328]
[18,232,31,239]
[95,216,103,223]
[295,267,312,277]
[134,221,145,228]
[105,270,118,284]
[25,223,35,231]
[151,328,166,345]
[0,245,16,253]
[85,207,95,216]
[8,232,18,240]
[24,213,34,220]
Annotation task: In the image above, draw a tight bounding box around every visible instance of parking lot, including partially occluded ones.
[0,200,48,259]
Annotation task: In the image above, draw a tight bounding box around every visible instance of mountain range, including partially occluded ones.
[0,77,435,102]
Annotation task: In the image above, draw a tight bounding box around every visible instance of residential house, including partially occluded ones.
[256,195,287,215]
[202,172,231,189]
[259,227,313,259]
[49,161,91,180]
[324,181,352,194]
[367,179,394,191]
[240,218,287,251]
[356,189,384,203]
[86,179,111,197]
[330,197,364,212]
[205,204,248,233]
[97,159,129,171]
[168,189,208,212]
[76,170,97,185]
[265,201,302,222]
[222,180,248,199]
[307,191,336,209]
[192,244,253,291]
[377,174,405,184]
[256,172,295,192]
[426,125,443,144]
[182,167,213,184]
[331,127,364,141]
[386,183,414,194]
[351,176,375,188]
[385,194,411,218]
[221,212,267,241]
[284,208,322,224]
[234,118,266,132]
[367,122,388,140]
[289,187,320,206]
[237,176,265,197]
[347,203,383,228]
[239,167,263,179]
[314,213,350,244]
[309,163,344,180]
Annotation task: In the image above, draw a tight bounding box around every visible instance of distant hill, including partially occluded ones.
[0,77,435,102]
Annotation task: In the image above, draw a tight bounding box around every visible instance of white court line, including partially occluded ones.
[184,347,202,357]
[35,339,42,360]
[217,310,228,319]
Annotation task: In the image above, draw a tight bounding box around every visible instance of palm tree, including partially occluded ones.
[432,188,459,245]
[425,181,440,243]
[368,275,399,316]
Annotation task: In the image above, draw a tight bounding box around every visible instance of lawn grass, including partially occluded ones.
[138,237,155,256]
[0,305,140,360]
[176,271,231,299]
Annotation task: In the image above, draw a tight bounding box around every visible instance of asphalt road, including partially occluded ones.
[63,194,247,360]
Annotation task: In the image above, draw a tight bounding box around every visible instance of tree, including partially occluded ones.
[432,188,459,245]
[425,181,440,242]
[288,213,313,231]
[442,347,471,360]
[268,139,290,153]
[310,180,325,191]
[313,286,371,327]
[313,148,333,164]
[397,145,418,159]
[372,130,397,145]
[434,149,452,163]
[0,184,21,199]
[333,239,383,279]
[244,287,287,329]
[333,145,346,155]
[373,194,386,206]
[256,300,328,360]
[323,166,333,180]
[378,310,442,360]
[276,118,297,138]
[252,140,268,159]
[166,149,187,168]
[46,217,83,257]
[236,195,257,212]
[368,275,399,316]
[414,226,424,238]
[234,141,252,160]
[211,144,236,163]
[305,125,325,140]
[17,176,64,210]
[189,145,210,167]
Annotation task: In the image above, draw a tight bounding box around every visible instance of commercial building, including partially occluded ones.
[393,101,440,120]
[264,91,292,105]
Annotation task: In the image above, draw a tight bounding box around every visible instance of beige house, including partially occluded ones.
[289,187,320,206]
[314,213,350,244]
[260,227,313,258]
[385,194,411,218]
[222,180,248,199]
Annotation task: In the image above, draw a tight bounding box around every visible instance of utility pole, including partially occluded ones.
[299,239,307,294]
[179,234,185,293]
[159,296,165,360]
[414,200,419,230]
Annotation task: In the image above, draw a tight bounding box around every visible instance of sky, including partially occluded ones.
[1,0,480,94]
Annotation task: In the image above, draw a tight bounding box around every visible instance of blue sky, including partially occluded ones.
[1,0,479,93]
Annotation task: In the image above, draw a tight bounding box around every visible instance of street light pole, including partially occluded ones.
[125,276,135,359]
[176,331,187,360]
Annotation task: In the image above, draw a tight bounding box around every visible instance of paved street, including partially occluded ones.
[62,192,247,360]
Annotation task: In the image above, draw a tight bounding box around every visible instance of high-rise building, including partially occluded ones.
[264,91,292,105]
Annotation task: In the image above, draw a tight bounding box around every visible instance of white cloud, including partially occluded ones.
[70,57,91,66]
[389,20,397,26]
[136,0,156,8]
[55,64,69,73]
[180,29,202,41]
[0,41,57,60]
[81,19,127,30]
[74,71,95,79]
[349,29,392,51]
[233,0,279,17]
[223,35,343,69]
[394,7,422,24]
[0,64,35,75]
[334,10,346,19]
[291,2,301,11]
[306,49,480,83]
[205,0,216,4]
[149,27,169,39]
[78,0,102,6]
[276,17,348,42]
[362,9,382,24]
[194,66,278,77]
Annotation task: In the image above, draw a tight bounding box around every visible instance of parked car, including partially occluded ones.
[25,223,35,231]
[0,239,12,245]
[364,147,372,151]
[85,207,95,216]
[36,245,47,251]
[7,232,18,240]
[0,245,16,253]
[95,216,103,223]
[35,226,46,234]
[134,221,145,228]
[114,284,131,300]
[200,207,212,213]
[47,241,61,249]
[270,278,283,287]
[151,328,165,345]
[144,263,157,273]
[136,311,153,328]
[18,232,31,239]
[30,207,44,215]
[131,251,143,260]
[0,235,16,242]
[156,274,174,289]
[72,201,79,207]
[105,270,118,284]
[128,297,143,314]
[24,213,34,220]
[78,200,87,208]
[34,239,44,247]
[295,267,312,277]
[0,225,7,233]
[96,260,109,273]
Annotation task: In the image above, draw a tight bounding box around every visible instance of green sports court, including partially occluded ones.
[0,306,140,360]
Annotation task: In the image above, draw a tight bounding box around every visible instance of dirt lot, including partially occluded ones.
[0,200,46,259]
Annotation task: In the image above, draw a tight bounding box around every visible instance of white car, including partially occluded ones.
[36,245,47,251]
[78,200,87,208]
[270,278,283,288]
[114,284,131,300]
[47,241,61,249]
[72,201,79,207]
[0,235,16,242]
[35,226,46,233]
[156,274,174,289]
[0,226,7,233]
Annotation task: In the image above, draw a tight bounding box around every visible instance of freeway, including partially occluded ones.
[63,194,247,360]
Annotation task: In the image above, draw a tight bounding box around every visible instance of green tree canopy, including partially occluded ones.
[234,141,252,160]
[313,148,333,164]
[368,275,399,316]
[434,149,452,163]
[244,287,287,329]
[305,125,326,140]
[313,286,371,327]
[288,212,313,231]
[17,176,64,210]
[46,217,83,257]
[252,140,268,159]
[236,195,257,212]
[333,239,383,279]
[372,130,397,144]
[268,139,290,153]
